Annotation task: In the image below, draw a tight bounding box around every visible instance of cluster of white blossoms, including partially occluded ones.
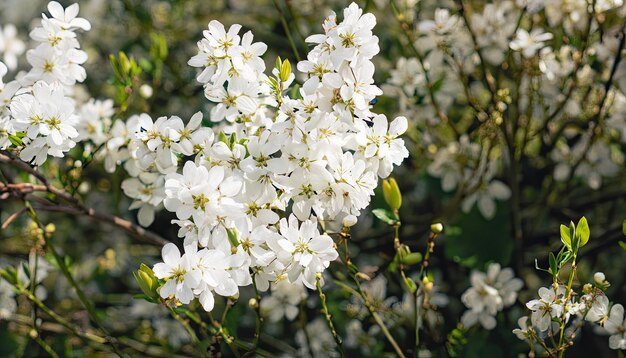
[382,0,626,222]
[460,263,523,330]
[515,272,625,351]
[101,3,408,311]
[0,2,95,165]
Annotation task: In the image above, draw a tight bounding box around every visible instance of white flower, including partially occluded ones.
[510,28,553,58]
[153,243,202,305]
[0,24,26,70]
[274,216,339,289]
[526,287,564,332]
[0,277,17,319]
[460,263,522,330]
[461,179,511,220]
[586,294,610,324]
[512,316,534,341]
[604,304,626,350]
[45,1,91,31]
[296,318,338,358]
[260,280,306,322]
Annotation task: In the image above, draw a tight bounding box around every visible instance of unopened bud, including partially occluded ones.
[248,298,259,309]
[279,59,292,82]
[226,227,240,247]
[400,252,423,266]
[430,223,443,234]
[593,272,606,284]
[382,178,402,210]
[139,84,153,99]
[133,263,159,299]
[342,215,357,227]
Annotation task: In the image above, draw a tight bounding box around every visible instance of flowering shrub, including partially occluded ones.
[0,0,625,357]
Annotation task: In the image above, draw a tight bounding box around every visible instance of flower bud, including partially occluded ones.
[382,178,402,210]
[279,59,292,83]
[400,252,423,266]
[139,84,153,99]
[430,222,444,234]
[593,272,605,284]
[226,227,240,248]
[342,215,357,227]
[133,264,159,300]
[248,298,259,309]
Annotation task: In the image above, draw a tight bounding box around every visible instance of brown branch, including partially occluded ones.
[0,151,168,246]
[1,207,28,230]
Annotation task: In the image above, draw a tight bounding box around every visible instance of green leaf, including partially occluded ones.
[8,134,23,147]
[372,208,398,225]
[132,294,157,303]
[401,252,423,266]
[569,221,577,252]
[431,77,444,93]
[548,252,557,278]
[576,216,590,247]
[404,277,417,293]
[619,241,626,251]
[560,224,571,249]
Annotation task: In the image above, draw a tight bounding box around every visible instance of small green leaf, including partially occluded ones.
[404,277,417,293]
[401,252,423,266]
[8,134,23,147]
[619,241,626,251]
[560,224,571,249]
[576,216,590,247]
[431,77,444,93]
[548,252,557,277]
[372,208,398,225]
[569,221,576,251]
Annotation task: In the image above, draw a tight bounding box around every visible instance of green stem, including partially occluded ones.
[251,275,263,351]
[316,275,346,357]
[166,306,199,344]
[18,287,107,345]
[340,235,406,358]
[557,257,577,358]
[272,0,302,62]
[25,202,125,356]
[33,334,60,358]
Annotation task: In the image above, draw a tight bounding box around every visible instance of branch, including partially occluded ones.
[0,152,168,246]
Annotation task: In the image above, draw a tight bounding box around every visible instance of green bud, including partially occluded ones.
[397,244,411,261]
[227,227,240,248]
[430,222,443,234]
[382,178,402,210]
[134,264,159,299]
[218,132,229,145]
[280,59,292,82]
[404,277,417,293]
[401,252,423,266]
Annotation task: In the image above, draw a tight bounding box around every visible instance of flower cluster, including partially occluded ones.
[103,3,408,311]
[517,276,625,351]
[460,263,523,329]
[0,1,92,165]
